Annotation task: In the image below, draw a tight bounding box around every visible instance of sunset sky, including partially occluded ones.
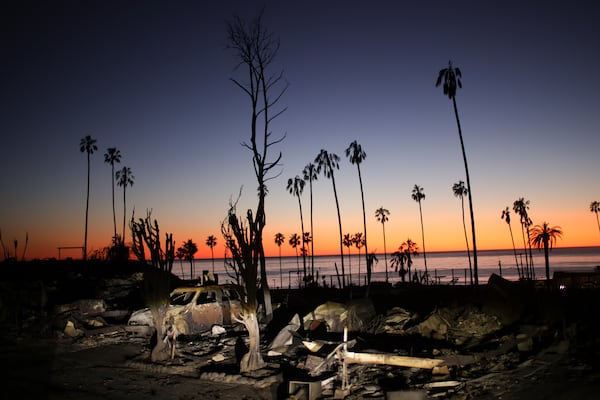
[2,0,599,261]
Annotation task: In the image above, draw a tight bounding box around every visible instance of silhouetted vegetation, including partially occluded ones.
[436,61,479,285]
[287,176,307,284]
[375,207,390,282]
[346,141,369,288]
[104,147,121,242]
[79,135,98,260]
[411,184,428,282]
[514,197,534,279]
[315,149,345,287]
[501,206,522,279]
[530,222,563,281]
[223,9,287,372]
[453,181,472,284]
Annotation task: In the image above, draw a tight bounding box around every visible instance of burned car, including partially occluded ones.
[127,284,245,336]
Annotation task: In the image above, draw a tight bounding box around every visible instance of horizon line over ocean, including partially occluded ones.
[191,245,600,261]
[176,245,600,287]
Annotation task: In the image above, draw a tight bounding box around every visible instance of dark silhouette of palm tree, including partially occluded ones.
[288,233,301,286]
[205,235,217,274]
[452,181,472,284]
[513,197,533,279]
[390,250,406,282]
[590,201,600,237]
[501,206,522,279]
[343,233,353,281]
[315,149,345,287]
[353,232,364,286]
[274,232,285,288]
[104,147,121,243]
[116,166,134,243]
[398,239,419,283]
[530,222,563,281]
[345,141,370,285]
[80,135,97,260]
[177,239,198,280]
[436,61,479,285]
[287,176,307,284]
[303,232,312,283]
[302,162,318,278]
[375,207,390,282]
[176,247,186,278]
[411,185,428,282]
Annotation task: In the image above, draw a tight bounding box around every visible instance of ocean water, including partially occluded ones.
[174,246,600,288]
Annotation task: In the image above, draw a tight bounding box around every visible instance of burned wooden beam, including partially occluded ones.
[343,351,444,369]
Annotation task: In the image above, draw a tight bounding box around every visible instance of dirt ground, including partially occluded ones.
[2,335,278,400]
[2,325,599,400]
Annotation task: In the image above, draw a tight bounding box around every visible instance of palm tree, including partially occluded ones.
[590,201,600,236]
[530,222,563,281]
[104,147,121,243]
[353,232,365,286]
[176,247,186,278]
[287,176,307,284]
[399,239,419,283]
[177,239,198,280]
[345,140,370,285]
[315,149,345,287]
[375,207,390,282]
[274,233,285,288]
[436,61,479,285]
[452,181,472,284]
[343,233,353,282]
[79,135,97,260]
[288,233,301,287]
[205,235,217,274]
[390,250,408,283]
[116,166,134,243]
[302,162,318,278]
[513,197,533,279]
[303,232,312,283]
[411,185,428,282]
[501,206,522,279]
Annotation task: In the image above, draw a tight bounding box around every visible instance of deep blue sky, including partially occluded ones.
[2,0,599,260]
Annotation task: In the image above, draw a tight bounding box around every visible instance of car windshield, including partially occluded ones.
[170,291,195,305]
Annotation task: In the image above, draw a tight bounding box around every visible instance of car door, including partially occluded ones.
[189,288,223,332]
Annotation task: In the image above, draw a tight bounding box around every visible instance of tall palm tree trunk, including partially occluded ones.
[122,185,127,243]
[543,239,550,281]
[309,179,315,278]
[331,175,345,288]
[508,224,521,279]
[418,201,428,279]
[452,97,478,285]
[460,196,473,284]
[520,227,530,279]
[84,153,90,260]
[383,223,388,283]
[296,195,307,284]
[111,165,116,242]
[357,164,370,289]
[278,246,283,288]
[526,227,535,279]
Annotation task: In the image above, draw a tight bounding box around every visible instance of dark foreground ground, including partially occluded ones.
[1,260,599,399]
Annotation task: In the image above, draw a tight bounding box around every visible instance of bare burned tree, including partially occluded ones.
[129,209,176,362]
[223,11,287,373]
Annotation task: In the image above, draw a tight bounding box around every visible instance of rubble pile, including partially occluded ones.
[2,262,600,399]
